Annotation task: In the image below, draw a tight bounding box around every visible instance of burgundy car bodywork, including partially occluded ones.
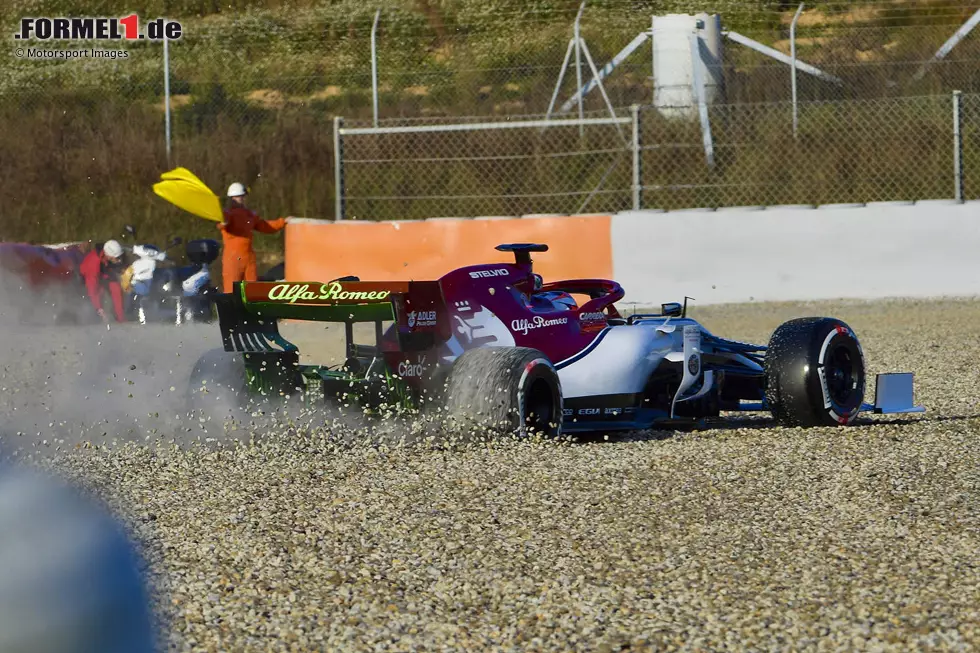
[0,243,87,288]
[373,255,627,391]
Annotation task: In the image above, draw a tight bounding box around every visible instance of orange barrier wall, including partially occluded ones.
[284,216,613,283]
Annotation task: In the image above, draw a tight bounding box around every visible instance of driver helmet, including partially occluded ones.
[533,274,543,291]
[532,290,577,311]
[102,240,123,260]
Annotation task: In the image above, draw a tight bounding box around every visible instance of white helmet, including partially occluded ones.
[103,240,123,259]
[226,182,247,198]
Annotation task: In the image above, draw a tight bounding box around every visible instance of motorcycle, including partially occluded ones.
[122,225,221,325]
[177,237,221,323]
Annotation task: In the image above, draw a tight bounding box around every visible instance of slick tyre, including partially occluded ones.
[443,347,563,438]
[764,317,866,427]
[185,347,249,420]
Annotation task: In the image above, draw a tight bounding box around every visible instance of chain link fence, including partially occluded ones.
[4,4,980,119]
[336,109,634,220]
[1,2,979,243]
[963,92,980,201]
[641,93,956,209]
[337,91,977,220]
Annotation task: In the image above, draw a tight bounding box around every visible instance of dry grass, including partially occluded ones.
[1,1,978,244]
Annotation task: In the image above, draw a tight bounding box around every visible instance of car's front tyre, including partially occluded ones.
[764,317,866,427]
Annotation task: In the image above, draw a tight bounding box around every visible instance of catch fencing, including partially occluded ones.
[3,2,980,244]
[335,91,979,220]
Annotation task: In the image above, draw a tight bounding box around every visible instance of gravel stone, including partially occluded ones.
[1,297,978,651]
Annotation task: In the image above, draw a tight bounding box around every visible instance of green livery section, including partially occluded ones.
[217,281,401,354]
[215,280,420,412]
[240,300,395,324]
[237,279,396,324]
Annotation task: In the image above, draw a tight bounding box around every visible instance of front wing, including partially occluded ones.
[864,372,925,414]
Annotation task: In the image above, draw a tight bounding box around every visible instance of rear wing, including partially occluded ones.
[215,280,447,355]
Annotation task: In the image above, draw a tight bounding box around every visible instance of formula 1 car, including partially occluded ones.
[189,243,924,436]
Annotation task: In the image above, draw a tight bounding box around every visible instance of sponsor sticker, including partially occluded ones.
[579,311,607,330]
[469,268,509,279]
[408,310,437,329]
[397,356,426,378]
[688,354,700,376]
[511,315,569,335]
[266,282,391,304]
[577,408,600,415]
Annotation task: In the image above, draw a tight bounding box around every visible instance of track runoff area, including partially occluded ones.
[1,293,978,649]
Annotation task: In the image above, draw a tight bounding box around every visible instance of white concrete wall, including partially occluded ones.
[611,201,980,306]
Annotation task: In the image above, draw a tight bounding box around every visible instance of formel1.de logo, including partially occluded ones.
[14,15,183,41]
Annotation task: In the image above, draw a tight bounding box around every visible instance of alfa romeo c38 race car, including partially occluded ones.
[190,243,924,436]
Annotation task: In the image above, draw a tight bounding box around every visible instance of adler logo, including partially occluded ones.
[408,310,437,329]
[469,268,509,279]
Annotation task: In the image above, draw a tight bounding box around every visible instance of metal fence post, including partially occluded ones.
[334,116,345,220]
[953,90,963,202]
[574,1,586,139]
[689,32,715,168]
[163,26,171,164]
[631,104,641,210]
[791,3,804,139]
[371,9,381,128]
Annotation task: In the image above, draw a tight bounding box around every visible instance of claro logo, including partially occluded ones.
[469,268,509,279]
[398,357,426,377]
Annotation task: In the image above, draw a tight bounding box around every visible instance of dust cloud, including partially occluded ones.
[0,268,255,456]
[0,270,447,459]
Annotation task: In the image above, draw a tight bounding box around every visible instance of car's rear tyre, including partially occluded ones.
[443,347,563,438]
[764,317,866,427]
[186,347,250,421]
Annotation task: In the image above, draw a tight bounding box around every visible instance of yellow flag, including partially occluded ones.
[159,167,211,191]
[153,179,223,222]
[152,168,223,222]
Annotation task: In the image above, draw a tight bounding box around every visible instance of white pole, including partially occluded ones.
[574,1,586,138]
[580,40,623,137]
[371,9,380,128]
[334,117,344,220]
[791,3,804,139]
[559,30,649,115]
[724,30,842,85]
[690,32,714,168]
[650,15,655,106]
[163,25,171,164]
[544,38,575,123]
[913,9,980,81]
[953,90,963,202]
[631,104,641,210]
